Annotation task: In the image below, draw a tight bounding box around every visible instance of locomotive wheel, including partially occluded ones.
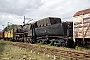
[50,41,54,46]
[61,42,66,47]
[39,40,42,44]
[29,39,35,44]
[26,39,30,43]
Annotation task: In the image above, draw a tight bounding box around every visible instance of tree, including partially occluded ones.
[3,24,19,31]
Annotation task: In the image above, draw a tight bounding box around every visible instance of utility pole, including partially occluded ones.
[23,16,25,25]
[7,22,9,30]
[2,25,5,30]
[23,16,33,25]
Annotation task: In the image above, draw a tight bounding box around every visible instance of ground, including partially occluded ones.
[0,40,66,60]
[0,39,90,60]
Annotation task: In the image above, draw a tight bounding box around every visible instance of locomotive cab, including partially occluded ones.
[27,22,37,43]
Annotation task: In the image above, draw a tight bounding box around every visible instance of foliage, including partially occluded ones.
[3,24,19,31]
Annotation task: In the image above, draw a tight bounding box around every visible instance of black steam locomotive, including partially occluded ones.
[13,17,73,47]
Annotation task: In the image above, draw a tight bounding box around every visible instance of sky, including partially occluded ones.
[0,0,90,30]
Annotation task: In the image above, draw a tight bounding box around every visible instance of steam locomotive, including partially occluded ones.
[0,17,73,47]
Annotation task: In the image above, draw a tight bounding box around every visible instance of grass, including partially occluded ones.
[75,46,90,53]
[0,40,66,60]
[0,39,89,60]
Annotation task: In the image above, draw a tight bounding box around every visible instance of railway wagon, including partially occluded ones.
[27,17,63,43]
[4,29,14,40]
[35,17,63,36]
[73,8,90,47]
[0,31,4,39]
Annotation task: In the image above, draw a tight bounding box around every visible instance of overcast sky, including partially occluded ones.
[0,0,90,30]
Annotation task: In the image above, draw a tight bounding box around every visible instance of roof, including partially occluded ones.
[73,8,90,17]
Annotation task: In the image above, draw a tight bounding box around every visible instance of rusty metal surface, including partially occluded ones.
[0,31,3,39]
[35,23,63,36]
[73,8,90,17]
[74,17,90,38]
[23,24,29,32]
[37,17,61,27]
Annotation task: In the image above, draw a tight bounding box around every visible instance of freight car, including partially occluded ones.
[73,8,90,47]
[22,17,73,47]
[0,31,4,39]
[4,29,14,40]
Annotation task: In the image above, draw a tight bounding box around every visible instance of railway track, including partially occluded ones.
[11,43,90,60]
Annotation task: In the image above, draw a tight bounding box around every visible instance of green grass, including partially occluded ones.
[0,40,89,60]
[75,46,90,53]
[0,40,66,60]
